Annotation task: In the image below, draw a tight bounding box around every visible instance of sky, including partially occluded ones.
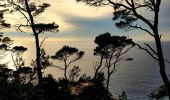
[3,0,170,41]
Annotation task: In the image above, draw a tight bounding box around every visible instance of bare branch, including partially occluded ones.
[135,43,159,61]
[129,24,154,36]
[164,59,170,64]
[11,3,31,27]
[52,65,64,70]
[136,43,170,64]
[40,37,48,48]
[15,24,30,32]
[144,43,157,55]
[108,0,132,10]
[12,3,27,12]
[17,9,31,25]
[130,0,154,31]
[67,57,80,67]
[11,53,17,68]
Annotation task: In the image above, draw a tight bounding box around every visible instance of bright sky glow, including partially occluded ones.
[2,0,170,41]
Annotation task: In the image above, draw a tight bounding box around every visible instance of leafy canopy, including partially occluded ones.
[51,45,84,61]
[94,32,135,57]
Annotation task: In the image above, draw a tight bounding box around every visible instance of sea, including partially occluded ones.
[1,38,170,100]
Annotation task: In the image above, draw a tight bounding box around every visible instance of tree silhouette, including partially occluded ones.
[0,33,13,61]
[40,48,52,69]
[7,0,59,83]
[0,1,12,61]
[11,46,27,69]
[77,0,170,97]
[93,32,134,89]
[51,45,84,80]
[31,48,52,70]
[0,1,10,29]
[69,65,81,82]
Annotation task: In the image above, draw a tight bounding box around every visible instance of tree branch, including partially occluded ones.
[52,65,64,70]
[129,24,154,37]
[135,43,159,61]
[40,37,48,48]
[130,0,154,31]
[15,24,30,32]
[108,0,132,10]
[144,43,157,55]
[12,3,31,27]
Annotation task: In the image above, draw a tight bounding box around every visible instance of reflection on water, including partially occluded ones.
[4,38,170,100]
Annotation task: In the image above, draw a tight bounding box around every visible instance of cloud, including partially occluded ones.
[37,0,113,32]
[2,0,170,41]
[56,14,126,38]
[42,0,112,18]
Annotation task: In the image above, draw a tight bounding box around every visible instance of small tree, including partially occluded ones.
[29,48,52,83]
[93,32,134,89]
[7,0,59,83]
[39,48,52,69]
[51,45,84,80]
[69,65,81,82]
[11,46,27,69]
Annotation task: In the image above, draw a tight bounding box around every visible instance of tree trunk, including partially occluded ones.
[64,59,68,80]
[106,67,110,90]
[154,33,170,98]
[64,68,67,80]
[94,56,103,79]
[35,34,42,83]
[24,0,42,83]
[153,2,170,98]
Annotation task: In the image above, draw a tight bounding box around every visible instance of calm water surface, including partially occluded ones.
[6,39,170,100]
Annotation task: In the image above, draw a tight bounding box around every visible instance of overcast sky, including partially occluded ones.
[3,0,170,41]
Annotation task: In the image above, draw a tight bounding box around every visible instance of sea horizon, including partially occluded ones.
[1,38,170,100]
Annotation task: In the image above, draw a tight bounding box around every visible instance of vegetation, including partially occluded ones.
[0,0,168,100]
[51,46,84,80]
[11,46,27,69]
[150,85,168,99]
[7,0,59,83]
[0,58,113,100]
[0,32,131,100]
[76,0,170,98]
[93,32,134,89]
[0,0,10,29]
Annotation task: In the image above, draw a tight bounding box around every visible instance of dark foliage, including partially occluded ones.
[0,33,13,50]
[0,65,113,100]
[150,85,168,99]
[34,22,59,33]
[94,32,134,57]
[69,65,81,82]
[0,44,8,50]
[0,33,13,60]
[52,46,81,60]
[0,1,11,28]
[40,48,52,69]
[12,46,27,52]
